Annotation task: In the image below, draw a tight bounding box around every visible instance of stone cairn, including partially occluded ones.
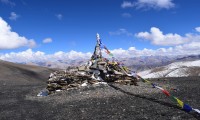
[43,34,138,95]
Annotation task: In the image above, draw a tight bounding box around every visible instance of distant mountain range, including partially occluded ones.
[22,59,89,69]
[20,56,175,70]
[11,54,200,78]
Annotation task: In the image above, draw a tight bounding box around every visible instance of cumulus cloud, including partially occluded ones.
[109,29,134,37]
[0,49,46,63]
[9,12,19,20]
[1,28,200,63]
[2,43,200,63]
[0,49,92,63]
[53,50,92,60]
[0,0,15,6]
[195,27,200,32]
[56,14,63,20]
[121,0,175,9]
[109,44,200,58]
[0,17,36,49]
[43,38,52,43]
[136,27,189,46]
[122,13,132,18]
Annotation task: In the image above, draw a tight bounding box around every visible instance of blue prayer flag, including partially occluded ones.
[183,104,192,112]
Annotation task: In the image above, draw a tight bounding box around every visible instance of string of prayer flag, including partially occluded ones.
[137,75,200,114]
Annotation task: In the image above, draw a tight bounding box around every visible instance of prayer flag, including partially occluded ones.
[183,104,192,112]
[155,86,164,91]
[151,83,156,88]
[162,90,170,96]
[175,97,184,108]
[193,109,200,114]
[144,79,151,84]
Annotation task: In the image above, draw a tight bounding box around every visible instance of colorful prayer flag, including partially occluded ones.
[183,104,192,112]
[138,76,200,115]
[162,90,170,96]
[155,86,164,91]
[175,97,184,108]
[151,83,156,88]
[142,79,150,83]
[193,109,200,114]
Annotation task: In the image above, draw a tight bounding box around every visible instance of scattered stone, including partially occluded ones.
[37,89,49,97]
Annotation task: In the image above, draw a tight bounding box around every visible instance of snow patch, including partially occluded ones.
[139,60,200,78]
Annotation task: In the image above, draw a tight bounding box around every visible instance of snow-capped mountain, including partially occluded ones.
[138,60,200,78]
[11,54,200,76]
[23,56,174,70]
[23,59,89,69]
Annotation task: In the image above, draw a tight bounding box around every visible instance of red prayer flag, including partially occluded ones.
[162,90,170,96]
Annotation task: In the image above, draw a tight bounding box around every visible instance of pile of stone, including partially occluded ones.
[40,33,139,96]
[47,70,97,93]
[46,63,138,94]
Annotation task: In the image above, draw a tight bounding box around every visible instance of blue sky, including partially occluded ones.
[0,0,200,62]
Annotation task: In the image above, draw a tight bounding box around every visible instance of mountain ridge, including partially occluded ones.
[1,54,200,79]
[139,60,200,78]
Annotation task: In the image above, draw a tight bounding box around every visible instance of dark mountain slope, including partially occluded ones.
[0,60,55,85]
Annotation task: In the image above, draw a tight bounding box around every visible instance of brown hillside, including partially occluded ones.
[0,60,55,85]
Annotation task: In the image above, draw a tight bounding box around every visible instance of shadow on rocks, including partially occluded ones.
[108,83,200,120]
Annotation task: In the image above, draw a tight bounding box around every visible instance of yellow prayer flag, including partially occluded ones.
[144,80,151,84]
[175,97,184,108]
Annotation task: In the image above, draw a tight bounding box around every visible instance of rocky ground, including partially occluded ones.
[0,75,200,120]
[0,60,199,120]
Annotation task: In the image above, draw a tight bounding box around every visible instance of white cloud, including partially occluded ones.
[109,44,200,58]
[122,13,132,18]
[109,29,134,37]
[43,38,52,43]
[53,50,92,60]
[121,1,135,8]
[0,17,36,49]
[178,42,200,51]
[2,40,200,63]
[56,14,63,20]
[136,27,189,46]
[106,26,200,57]
[0,49,92,63]
[2,44,200,63]
[0,49,46,63]
[195,27,200,32]
[121,0,175,9]
[0,0,15,6]
[137,0,175,9]
[1,23,200,63]
[9,12,19,20]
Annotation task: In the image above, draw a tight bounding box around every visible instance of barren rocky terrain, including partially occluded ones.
[0,61,200,120]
